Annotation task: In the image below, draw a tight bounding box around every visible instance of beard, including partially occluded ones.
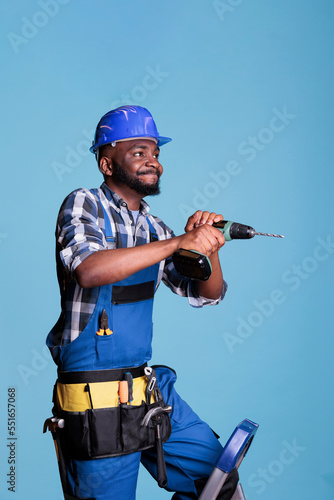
[112,162,161,196]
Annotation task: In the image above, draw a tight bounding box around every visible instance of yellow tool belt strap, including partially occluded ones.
[56,375,153,412]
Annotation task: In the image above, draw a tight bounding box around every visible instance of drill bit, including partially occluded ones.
[254,232,284,238]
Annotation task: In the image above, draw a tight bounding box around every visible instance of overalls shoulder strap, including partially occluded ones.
[89,189,114,242]
[146,215,158,242]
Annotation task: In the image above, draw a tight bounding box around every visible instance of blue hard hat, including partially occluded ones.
[90,105,172,153]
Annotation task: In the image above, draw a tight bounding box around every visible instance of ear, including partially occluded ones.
[99,156,113,176]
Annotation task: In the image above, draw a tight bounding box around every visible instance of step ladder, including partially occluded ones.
[199,419,259,500]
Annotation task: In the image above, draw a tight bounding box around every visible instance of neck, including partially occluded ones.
[104,178,144,210]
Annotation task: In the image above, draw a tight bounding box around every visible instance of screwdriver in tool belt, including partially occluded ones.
[172,220,284,281]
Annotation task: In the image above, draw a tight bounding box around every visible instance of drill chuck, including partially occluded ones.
[213,220,255,240]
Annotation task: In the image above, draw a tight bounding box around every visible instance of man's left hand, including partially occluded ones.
[185,211,224,232]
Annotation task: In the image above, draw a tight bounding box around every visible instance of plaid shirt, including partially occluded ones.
[52,183,227,345]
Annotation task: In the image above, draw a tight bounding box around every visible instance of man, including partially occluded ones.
[46,105,238,499]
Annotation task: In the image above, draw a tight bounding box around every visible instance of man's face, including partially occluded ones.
[103,139,163,196]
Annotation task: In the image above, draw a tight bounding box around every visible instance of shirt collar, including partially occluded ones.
[100,182,150,215]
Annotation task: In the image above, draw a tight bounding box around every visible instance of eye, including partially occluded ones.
[134,151,143,157]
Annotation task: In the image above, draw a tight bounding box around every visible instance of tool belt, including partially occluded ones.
[53,364,172,468]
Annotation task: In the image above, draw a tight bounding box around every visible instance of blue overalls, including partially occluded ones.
[47,191,225,500]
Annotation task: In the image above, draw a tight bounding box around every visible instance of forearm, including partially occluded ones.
[195,252,224,300]
[75,237,182,288]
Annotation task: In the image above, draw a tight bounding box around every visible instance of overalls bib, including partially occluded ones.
[48,189,160,372]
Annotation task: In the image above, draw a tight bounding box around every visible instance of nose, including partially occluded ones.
[145,154,162,173]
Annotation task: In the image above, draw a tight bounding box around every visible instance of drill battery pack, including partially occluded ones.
[172,249,212,281]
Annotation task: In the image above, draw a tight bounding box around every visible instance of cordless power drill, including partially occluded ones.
[172,220,284,281]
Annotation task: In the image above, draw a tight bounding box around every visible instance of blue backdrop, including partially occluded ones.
[1,1,333,499]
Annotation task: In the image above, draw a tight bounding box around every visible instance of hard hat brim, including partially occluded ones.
[156,136,172,147]
[90,135,172,153]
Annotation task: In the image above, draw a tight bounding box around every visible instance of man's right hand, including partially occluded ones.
[177,219,225,257]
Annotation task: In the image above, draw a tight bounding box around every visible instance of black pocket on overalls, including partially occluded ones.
[61,411,91,459]
[89,407,122,457]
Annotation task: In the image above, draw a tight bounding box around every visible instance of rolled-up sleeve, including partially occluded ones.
[57,189,107,273]
[162,256,227,308]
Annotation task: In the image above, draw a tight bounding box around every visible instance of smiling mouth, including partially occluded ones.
[138,170,160,178]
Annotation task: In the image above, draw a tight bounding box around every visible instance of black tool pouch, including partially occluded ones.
[59,399,171,460]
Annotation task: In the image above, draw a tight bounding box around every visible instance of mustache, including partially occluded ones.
[137,168,161,177]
